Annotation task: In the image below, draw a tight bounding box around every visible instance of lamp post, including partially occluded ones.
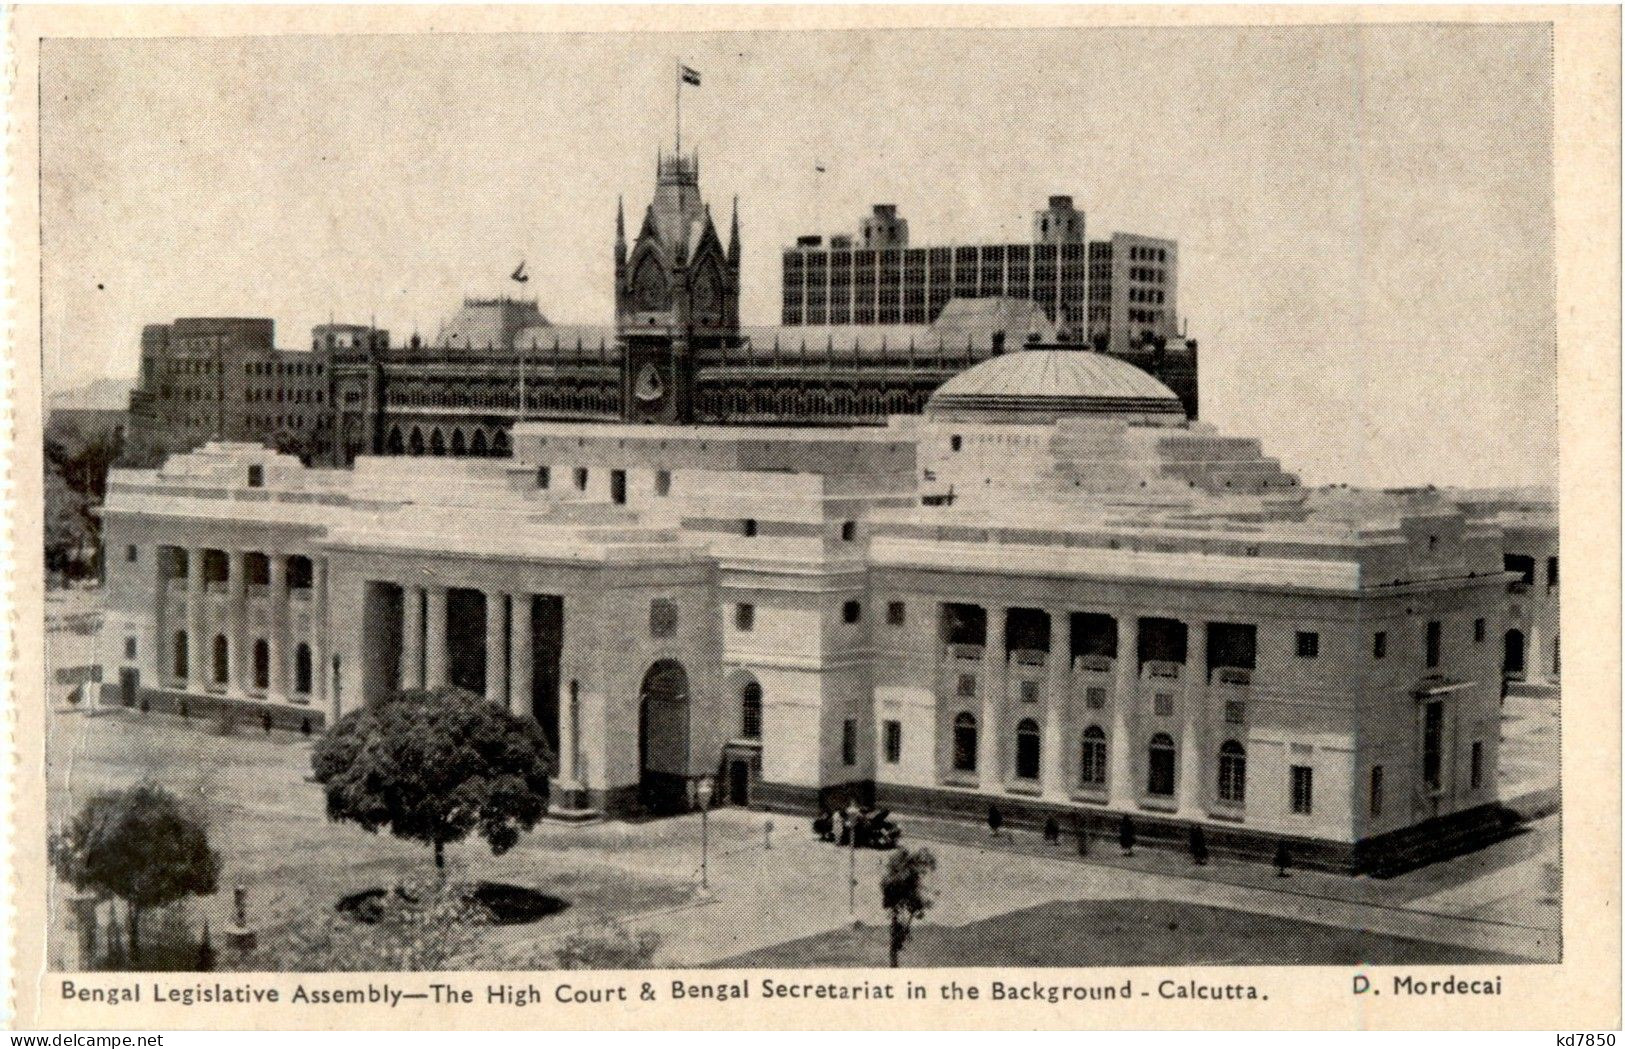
[845,800,860,918]
[696,777,714,890]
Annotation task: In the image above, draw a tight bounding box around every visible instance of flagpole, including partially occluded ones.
[675,58,682,155]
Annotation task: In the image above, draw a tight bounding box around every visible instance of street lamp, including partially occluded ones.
[696,777,714,890]
[845,799,861,918]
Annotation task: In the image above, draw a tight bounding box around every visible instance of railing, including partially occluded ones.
[1213,667,1252,687]
[1074,654,1113,674]
[948,643,985,662]
[1142,660,1181,680]
[1508,581,1531,594]
[1010,648,1047,668]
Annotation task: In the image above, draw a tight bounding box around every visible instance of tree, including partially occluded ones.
[986,804,1003,838]
[881,847,937,968]
[45,463,93,581]
[49,783,221,963]
[1118,814,1136,855]
[311,686,555,870]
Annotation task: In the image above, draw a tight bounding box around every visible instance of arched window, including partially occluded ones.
[173,630,189,679]
[1218,740,1246,804]
[1080,726,1107,787]
[952,712,978,773]
[409,427,424,455]
[1147,732,1176,796]
[741,681,762,740]
[253,639,271,689]
[450,429,467,457]
[471,429,489,457]
[295,643,313,695]
[430,429,446,456]
[212,634,229,685]
[386,427,404,454]
[492,429,511,458]
[1015,718,1041,780]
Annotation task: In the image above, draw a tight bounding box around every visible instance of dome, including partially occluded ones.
[926,348,1186,423]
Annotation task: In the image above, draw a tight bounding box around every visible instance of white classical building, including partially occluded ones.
[98,347,1552,870]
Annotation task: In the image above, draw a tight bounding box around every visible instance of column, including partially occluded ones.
[186,547,205,692]
[1525,624,1544,684]
[424,585,448,689]
[507,593,532,719]
[979,605,1005,786]
[558,677,576,781]
[1177,620,1205,816]
[1109,614,1137,803]
[1042,609,1070,797]
[314,558,332,720]
[227,550,248,695]
[267,554,288,699]
[400,586,424,691]
[485,591,508,706]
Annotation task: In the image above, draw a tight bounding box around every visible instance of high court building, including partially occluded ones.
[99,146,1556,872]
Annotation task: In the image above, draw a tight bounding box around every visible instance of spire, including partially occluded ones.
[728,195,740,267]
[615,195,627,266]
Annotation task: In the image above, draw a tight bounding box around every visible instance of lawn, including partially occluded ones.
[714,898,1526,968]
[45,707,703,970]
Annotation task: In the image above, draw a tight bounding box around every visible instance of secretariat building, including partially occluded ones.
[100,144,1554,873]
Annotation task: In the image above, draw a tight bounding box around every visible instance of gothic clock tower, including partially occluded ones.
[615,150,740,423]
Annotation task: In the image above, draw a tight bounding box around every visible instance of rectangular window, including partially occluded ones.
[1471,741,1484,789]
[1547,555,1559,586]
[124,637,137,660]
[1154,692,1174,717]
[247,464,264,488]
[1291,765,1314,814]
[1085,686,1107,709]
[1426,620,1442,669]
[610,469,627,505]
[886,601,906,626]
[735,603,755,632]
[957,673,978,698]
[842,600,862,624]
[655,470,672,496]
[1224,700,1246,725]
[1370,765,1384,817]
[1295,631,1319,659]
[883,720,902,764]
[537,466,552,488]
[574,467,589,492]
[1020,679,1040,703]
[842,719,857,766]
[125,544,138,563]
[1474,618,1486,643]
[1372,631,1387,659]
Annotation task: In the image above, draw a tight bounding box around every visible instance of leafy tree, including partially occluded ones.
[237,877,492,972]
[881,847,937,968]
[49,783,221,962]
[271,428,312,465]
[312,686,555,870]
[45,462,93,581]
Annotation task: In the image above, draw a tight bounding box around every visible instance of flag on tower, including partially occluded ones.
[510,261,529,284]
[681,64,702,86]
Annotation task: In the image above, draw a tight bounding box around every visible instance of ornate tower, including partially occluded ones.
[616,151,739,423]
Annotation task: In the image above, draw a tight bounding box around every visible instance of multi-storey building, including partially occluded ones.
[127,317,347,462]
[781,200,1091,331]
[99,344,1545,872]
[1088,232,1181,355]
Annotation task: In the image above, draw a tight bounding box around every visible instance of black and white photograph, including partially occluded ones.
[13,6,1616,1033]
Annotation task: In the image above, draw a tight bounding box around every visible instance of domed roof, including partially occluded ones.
[926,348,1186,422]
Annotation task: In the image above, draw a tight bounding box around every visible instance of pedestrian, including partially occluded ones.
[1189,825,1209,866]
[1119,813,1136,856]
[1274,841,1291,877]
[987,804,1003,839]
[1044,816,1060,845]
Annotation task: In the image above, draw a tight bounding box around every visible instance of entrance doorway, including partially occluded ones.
[1504,629,1526,677]
[729,759,751,806]
[120,667,139,708]
[638,659,691,815]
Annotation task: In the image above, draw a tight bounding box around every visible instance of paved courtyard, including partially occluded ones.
[45,607,1561,970]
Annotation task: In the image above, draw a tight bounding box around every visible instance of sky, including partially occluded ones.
[39,24,1555,488]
